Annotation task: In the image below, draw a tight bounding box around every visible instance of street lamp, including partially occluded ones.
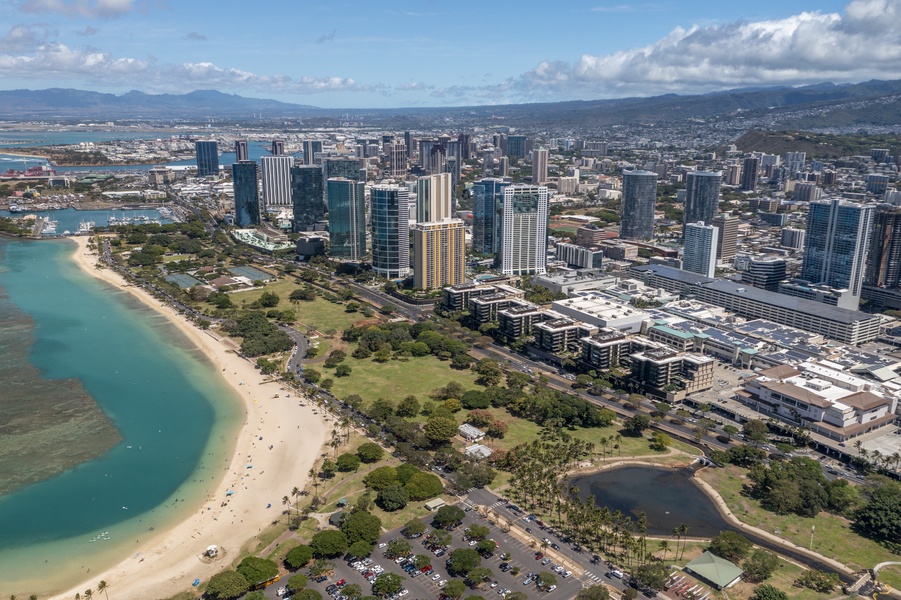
[810,525,815,550]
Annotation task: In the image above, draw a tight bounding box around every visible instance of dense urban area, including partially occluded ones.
[2,114,901,600]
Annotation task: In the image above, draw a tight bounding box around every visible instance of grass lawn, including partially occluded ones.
[162,253,192,263]
[697,465,898,573]
[327,352,481,402]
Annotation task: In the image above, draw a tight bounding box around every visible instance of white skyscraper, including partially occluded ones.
[683,222,718,278]
[260,156,294,209]
[416,173,453,223]
[501,184,549,276]
[532,148,548,185]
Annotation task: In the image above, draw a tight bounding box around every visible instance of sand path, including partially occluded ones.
[47,236,329,600]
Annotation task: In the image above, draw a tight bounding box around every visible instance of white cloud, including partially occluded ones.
[20,0,140,18]
[0,23,57,52]
[0,42,366,94]
[521,0,901,98]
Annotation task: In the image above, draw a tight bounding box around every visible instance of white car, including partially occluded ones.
[469,540,478,546]
[398,590,409,597]
[547,585,557,592]
[432,573,442,581]
[276,587,288,597]
[439,580,448,587]
[378,542,388,548]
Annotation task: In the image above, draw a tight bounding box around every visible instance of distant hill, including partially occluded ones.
[1,80,900,128]
[733,130,901,160]
[0,88,321,118]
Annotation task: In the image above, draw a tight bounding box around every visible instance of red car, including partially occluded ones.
[336,579,346,587]
[535,553,544,560]
[422,566,433,574]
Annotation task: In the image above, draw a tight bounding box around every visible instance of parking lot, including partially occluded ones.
[273,502,590,600]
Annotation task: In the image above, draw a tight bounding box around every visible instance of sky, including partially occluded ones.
[0,0,899,108]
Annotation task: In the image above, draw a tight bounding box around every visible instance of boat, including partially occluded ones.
[8,204,21,212]
[41,220,58,235]
[77,220,95,234]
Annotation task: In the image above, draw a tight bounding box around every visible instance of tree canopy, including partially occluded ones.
[433,505,466,529]
[340,511,383,545]
[285,544,314,570]
[310,530,349,558]
[206,570,250,600]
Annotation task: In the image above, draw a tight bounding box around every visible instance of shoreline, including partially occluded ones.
[45,236,329,600]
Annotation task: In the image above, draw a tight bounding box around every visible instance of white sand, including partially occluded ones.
[50,236,329,600]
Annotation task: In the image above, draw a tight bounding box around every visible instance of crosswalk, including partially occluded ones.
[584,572,603,582]
[487,499,506,509]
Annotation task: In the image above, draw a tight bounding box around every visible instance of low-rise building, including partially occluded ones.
[458,424,486,442]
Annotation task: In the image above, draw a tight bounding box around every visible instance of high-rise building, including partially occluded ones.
[271,140,286,156]
[471,178,509,254]
[744,257,787,291]
[793,182,822,202]
[303,140,323,165]
[260,155,294,209]
[457,133,471,159]
[781,227,806,249]
[866,205,901,288]
[403,131,413,158]
[323,156,362,181]
[195,140,219,177]
[740,157,759,191]
[497,156,509,177]
[427,145,446,176]
[683,171,721,225]
[232,161,260,226]
[413,218,465,290]
[801,198,875,302]
[682,222,718,278]
[416,173,453,222]
[712,214,738,260]
[867,174,890,195]
[327,178,367,261]
[532,148,549,185]
[507,135,528,159]
[481,149,495,175]
[291,165,324,232]
[620,170,658,241]
[785,151,806,175]
[386,142,407,178]
[370,184,411,279]
[500,184,549,275]
[556,242,603,269]
[234,140,249,163]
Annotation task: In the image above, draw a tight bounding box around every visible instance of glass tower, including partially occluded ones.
[327,178,366,261]
[195,140,219,177]
[323,156,362,181]
[371,184,411,279]
[291,165,324,232]
[620,170,658,241]
[801,198,874,300]
[684,171,721,225]
[867,205,901,288]
[471,178,509,255]
[232,161,260,226]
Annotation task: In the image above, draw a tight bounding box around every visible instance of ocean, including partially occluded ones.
[0,238,243,596]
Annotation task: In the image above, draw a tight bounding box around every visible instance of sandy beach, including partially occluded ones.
[48,236,329,600]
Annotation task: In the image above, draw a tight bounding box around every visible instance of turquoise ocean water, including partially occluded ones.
[0,238,243,596]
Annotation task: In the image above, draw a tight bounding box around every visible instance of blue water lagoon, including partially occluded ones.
[0,238,242,594]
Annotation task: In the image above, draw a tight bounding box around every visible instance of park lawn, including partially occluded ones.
[327,353,481,403]
[162,253,191,263]
[880,565,901,590]
[697,465,897,572]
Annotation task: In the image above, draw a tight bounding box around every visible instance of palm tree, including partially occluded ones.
[97,580,109,600]
[340,416,351,443]
[658,539,670,562]
[84,590,92,600]
[292,486,301,515]
[74,595,80,600]
[309,467,321,501]
[854,439,863,456]
[678,524,690,560]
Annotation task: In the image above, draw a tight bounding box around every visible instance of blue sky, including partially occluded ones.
[0,0,898,108]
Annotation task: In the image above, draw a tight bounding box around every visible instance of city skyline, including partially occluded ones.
[2,0,898,108]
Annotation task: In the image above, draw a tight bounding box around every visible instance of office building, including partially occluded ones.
[195,140,219,177]
[260,155,294,208]
[712,214,738,260]
[740,157,759,191]
[866,205,901,288]
[532,148,548,185]
[303,140,323,165]
[413,218,465,290]
[682,223,718,278]
[781,227,806,249]
[507,135,528,159]
[500,184,549,276]
[556,242,603,269]
[471,178,509,254]
[630,264,881,345]
[497,156,509,177]
[743,257,787,291]
[793,182,822,202]
[416,173,453,222]
[427,145,446,176]
[620,170,658,241]
[234,140,249,163]
[271,140,286,156]
[785,151,806,175]
[323,156,362,181]
[801,198,874,302]
[684,171,721,225]
[386,142,407,178]
[370,184,411,279]
[290,165,324,232]
[327,178,366,261]
[867,174,890,195]
[232,161,260,226]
